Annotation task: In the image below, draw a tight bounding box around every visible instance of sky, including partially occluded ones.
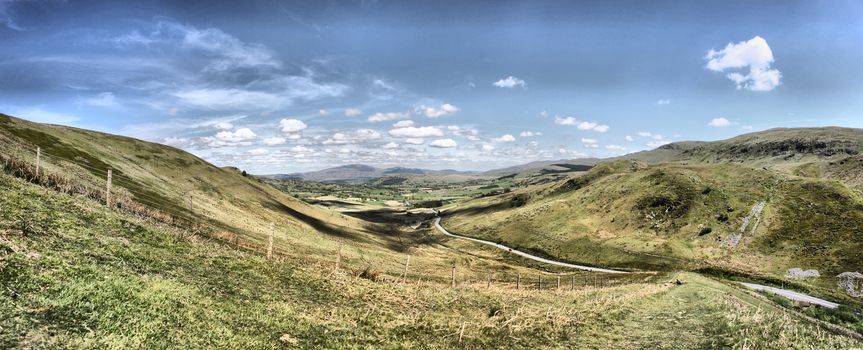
[1,0,862,173]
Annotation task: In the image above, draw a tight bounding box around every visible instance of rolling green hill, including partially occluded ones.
[0,114,544,281]
[619,127,863,168]
[2,115,862,347]
[442,127,863,302]
[2,171,857,348]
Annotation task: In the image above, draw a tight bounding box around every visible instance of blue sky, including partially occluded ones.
[1,0,862,173]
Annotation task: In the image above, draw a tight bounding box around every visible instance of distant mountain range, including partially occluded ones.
[263,164,478,183]
[264,127,863,184]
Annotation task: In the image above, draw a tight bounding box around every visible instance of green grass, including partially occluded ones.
[443,160,863,290]
[3,173,859,348]
[3,114,862,347]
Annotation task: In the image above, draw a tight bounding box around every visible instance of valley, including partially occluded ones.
[2,114,862,348]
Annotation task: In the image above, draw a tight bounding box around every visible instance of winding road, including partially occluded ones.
[431,214,839,308]
[433,217,624,273]
[739,282,839,309]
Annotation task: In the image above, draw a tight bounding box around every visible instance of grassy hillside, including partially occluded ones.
[1,172,858,348]
[2,115,862,347]
[0,114,563,287]
[442,158,863,301]
[619,127,863,170]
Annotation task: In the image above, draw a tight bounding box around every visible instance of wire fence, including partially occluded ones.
[1,142,661,293]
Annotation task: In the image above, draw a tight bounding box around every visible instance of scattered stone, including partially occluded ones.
[724,201,765,248]
[675,279,685,285]
[785,268,820,279]
[279,334,299,345]
[836,272,863,298]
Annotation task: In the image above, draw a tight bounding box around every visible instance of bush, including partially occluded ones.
[357,266,381,282]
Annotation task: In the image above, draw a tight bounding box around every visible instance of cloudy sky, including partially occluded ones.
[2,0,862,173]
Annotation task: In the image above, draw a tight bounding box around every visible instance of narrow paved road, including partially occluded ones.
[433,217,624,273]
[739,282,839,309]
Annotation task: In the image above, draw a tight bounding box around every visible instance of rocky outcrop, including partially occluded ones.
[837,272,863,297]
[785,268,820,279]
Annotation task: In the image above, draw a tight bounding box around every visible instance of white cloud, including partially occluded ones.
[263,136,286,145]
[111,20,347,116]
[345,108,362,117]
[625,135,634,142]
[279,119,308,139]
[82,92,118,107]
[481,144,495,151]
[171,81,346,111]
[581,138,599,148]
[705,36,782,91]
[214,121,234,130]
[591,124,610,133]
[448,126,480,140]
[368,111,409,122]
[708,117,732,127]
[290,145,312,153]
[382,142,399,149]
[430,139,458,148]
[519,131,542,137]
[247,148,269,156]
[215,128,257,143]
[605,145,626,151]
[416,103,459,118]
[319,109,329,116]
[555,116,578,125]
[117,21,280,71]
[0,1,25,31]
[656,99,671,105]
[393,120,414,128]
[389,126,444,138]
[405,138,425,145]
[322,129,382,145]
[174,89,277,110]
[576,121,598,130]
[493,76,526,88]
[554,116,609,132]
[493,134,516,142]
[637,131,665,140]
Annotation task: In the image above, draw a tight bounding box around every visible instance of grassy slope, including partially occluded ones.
[1,173,858,348]
[0,114,459,276]
[2,114,590,298]
[442,159,863,299]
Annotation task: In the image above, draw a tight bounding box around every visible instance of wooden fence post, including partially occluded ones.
[35,147,41,177]
[334,241,343,272]
[266,222,274,260]
[403,255,411,284]
[516,274,520,290]
[451,264,456,288]
[571,275,575,291]
[557,275,561,291]
[105,169,112,207]
[487,272,492,289]
[539,276,542,291]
